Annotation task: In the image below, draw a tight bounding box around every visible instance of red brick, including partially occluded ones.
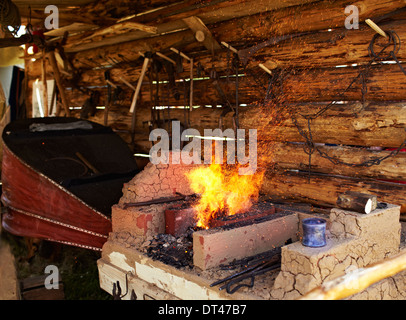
[165,205,196,237]
[111,204,166,240]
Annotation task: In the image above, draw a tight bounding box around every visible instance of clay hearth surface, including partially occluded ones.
[106,233,282,299]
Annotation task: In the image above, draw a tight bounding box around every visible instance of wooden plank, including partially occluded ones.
[98,259,180,300]
[20,275,64,300]
[97,259,129,298]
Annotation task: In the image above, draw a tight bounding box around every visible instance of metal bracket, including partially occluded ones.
[111,272,130,300]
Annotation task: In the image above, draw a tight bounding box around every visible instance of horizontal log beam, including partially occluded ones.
[250,19,406,69]
[240,101,406,148]
[71,104,234,135]
[67,0,406,69]
[29,74,406,149]
[65,0,318,53]
[261,171,406,213]
[27,60,406,107]
[282,64,406,102]
[267,142,406,181]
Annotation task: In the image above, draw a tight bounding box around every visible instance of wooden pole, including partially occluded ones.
[75,152,100,174]
[119,77,136,91]
[156,52,176,65]
[130,53,150,146]
[258,63,273,75]
[221,41,238,54]
[365,19,388,38]
[299,250,406,300]
[189,58,194,112]
[129,54,150,113]
[41,49,48,117]
[46,51,71,116]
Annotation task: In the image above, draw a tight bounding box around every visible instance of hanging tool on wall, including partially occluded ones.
[161,52,180,102]
[171,48,194,126]
[130,51,152,147]
[46,50,70,116]
[80,90,100,119]
[209,66,235,131]
[157,51,180,133]
[149,58,162,130]
[220,41,241,131]
[104,70,115,126]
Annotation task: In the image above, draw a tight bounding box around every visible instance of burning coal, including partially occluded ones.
[186,163,264,229]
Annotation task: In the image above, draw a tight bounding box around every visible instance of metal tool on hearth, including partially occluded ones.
[210,251,281,294]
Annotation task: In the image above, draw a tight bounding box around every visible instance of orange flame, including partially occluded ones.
[186,163,264,229]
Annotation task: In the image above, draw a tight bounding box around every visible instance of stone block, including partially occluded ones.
[193,213,299,270]
[271,203,402,299]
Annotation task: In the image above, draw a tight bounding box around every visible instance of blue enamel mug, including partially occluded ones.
[302,218,327,247]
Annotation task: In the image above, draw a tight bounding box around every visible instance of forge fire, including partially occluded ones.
[186,162,264,229]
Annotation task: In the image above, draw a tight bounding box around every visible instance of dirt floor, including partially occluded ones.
[0,227,112,300]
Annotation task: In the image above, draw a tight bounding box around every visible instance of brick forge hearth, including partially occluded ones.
[97,154,406,300]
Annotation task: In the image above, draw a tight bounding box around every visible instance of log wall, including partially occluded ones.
[24,0,406,213]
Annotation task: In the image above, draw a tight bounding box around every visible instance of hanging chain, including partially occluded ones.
[291,30,406,178]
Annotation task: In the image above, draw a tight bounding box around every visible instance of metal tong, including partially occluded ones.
[210,254,281,294]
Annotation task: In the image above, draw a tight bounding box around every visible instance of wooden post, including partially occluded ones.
[46,51,70,116]
[336,191,377,214]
